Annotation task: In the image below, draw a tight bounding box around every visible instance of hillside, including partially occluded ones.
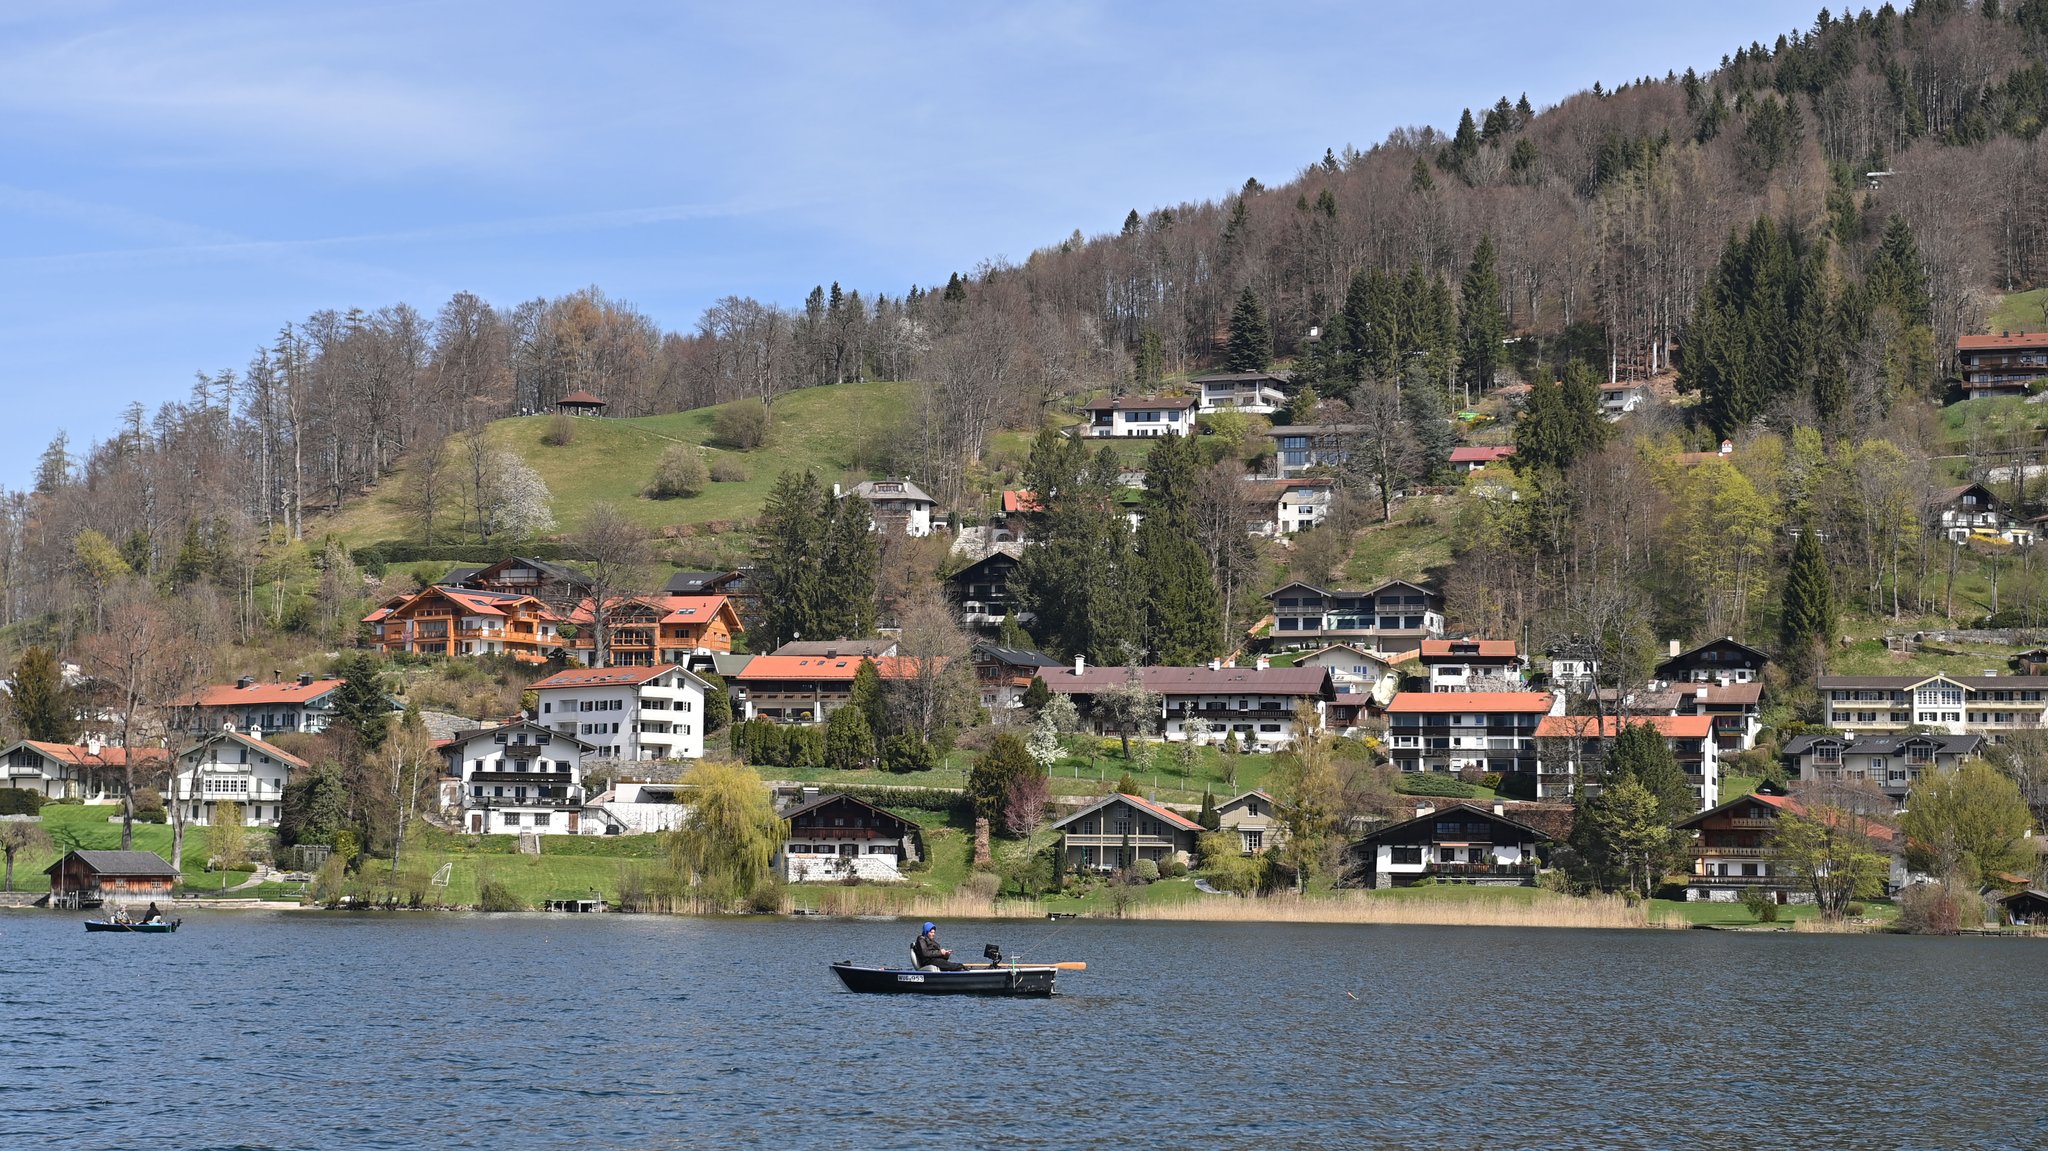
[319,381,922,549]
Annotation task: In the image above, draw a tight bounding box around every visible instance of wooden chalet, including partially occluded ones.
[44,850,179,910]
[1347,802,1550,888]
[1052,793,1202,872]
[0,739,167,802]
[777,793,923,881]
[363,585,561,663]
[1655,637,1771,684]
[1674,790,1899,903]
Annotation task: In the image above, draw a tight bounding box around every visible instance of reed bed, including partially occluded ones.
[1114,890,1663,930]
[802,886,1047,919]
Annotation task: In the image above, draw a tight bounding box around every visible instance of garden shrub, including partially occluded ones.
[709,456,749,483]
[1393,773,1475,798]
[1739,887,1779,923]
[1480,772,1504,790]
[1160,859,1187,879]
[477,879,525,912]
[0,788,43,816]
[1133,858,1160,882]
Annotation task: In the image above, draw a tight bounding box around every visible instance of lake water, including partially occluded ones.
[3,911,2045,1150]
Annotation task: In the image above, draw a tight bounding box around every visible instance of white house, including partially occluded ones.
[1274,479,1338,535]
[171,729,308,828]
[1040,659,1335,750]
[1191,370,1289,414]
[1289,644,1402,706]
[179,674,347,735]
[442,719,593,835]
[1080,395,1198,437]
[1598,382,1645,419]
[1418,639,1527,692]
[844,478,937,537]
[0,738,165,802]
[530,664,711,761]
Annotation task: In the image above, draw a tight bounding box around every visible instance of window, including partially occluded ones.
[1390,846,1422,865]
[503,813,521,827]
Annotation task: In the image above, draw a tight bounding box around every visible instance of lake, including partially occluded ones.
[3,911,2044,1150]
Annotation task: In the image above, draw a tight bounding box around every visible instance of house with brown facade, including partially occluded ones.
[728,654,915,725]
[1956,331,2048,399]
[364,585,562,663]
[1675,790,1899,902]
[1216,790,1283,856]
[1052,793,1202,872]
[561,594,742,666]
[1039,658,1336,749]
[1347,802,1551,888]
[44,850,179,910]
[777,793,924,881]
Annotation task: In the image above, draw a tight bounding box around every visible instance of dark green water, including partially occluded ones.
[3,911,2044,1149]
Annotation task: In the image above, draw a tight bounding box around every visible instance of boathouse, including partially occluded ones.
[44,850,179,909]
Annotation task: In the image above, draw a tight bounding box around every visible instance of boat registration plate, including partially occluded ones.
[896,973,925,983]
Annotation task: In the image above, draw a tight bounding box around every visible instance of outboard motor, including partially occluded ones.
[983,943,1004,965]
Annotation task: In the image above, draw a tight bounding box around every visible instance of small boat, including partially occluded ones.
[830,961,1059,997]
[830,943,1077,997]
[85,920,180,933]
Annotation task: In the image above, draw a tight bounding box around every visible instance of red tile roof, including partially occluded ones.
[1385,691,1554,714]
[20,741,170,769]
[731,655,917,682]
[558,389,607,406]
[1449,445,1516,464]
[1535,714,1715,740]
[188,680,344,707]
[1002,490,1044,514]
[1116,793,1205,832]
[531,665,683,690]
[1958,332,2048,350]
[1419,639,1519,659]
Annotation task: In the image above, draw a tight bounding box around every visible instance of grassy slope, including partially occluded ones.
[317,382,920,545]
[1987,287,2048,335]
[9,804,258,893]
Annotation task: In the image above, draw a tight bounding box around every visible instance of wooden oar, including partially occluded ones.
[979,961,1087,970]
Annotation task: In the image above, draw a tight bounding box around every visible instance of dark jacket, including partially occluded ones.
[912,932,956,969]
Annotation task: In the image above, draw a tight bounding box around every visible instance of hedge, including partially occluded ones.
[0,788,44,816]
[1392,773,1476,798]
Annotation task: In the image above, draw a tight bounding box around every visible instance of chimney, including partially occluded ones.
[1255,655,1270,671]
[248,726,262,745]
[1667,639,1681,658]
[298,672,314,687]
[832,483,843,499]
[1492,802,1505,817]
[237,675,255,690]
[1073,654,1085,676]
[1414,803,1435,818]
[85,735,102,757]
[1697,686,1709,701]
[1208,659,1222,671]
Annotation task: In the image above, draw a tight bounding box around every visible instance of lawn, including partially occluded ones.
[315,381,921,546]
[1987,287,2048,336]
[1343,506,1457,586]
[1651,898,1899,928]
[749,737,1284,808]
[6,803,264,893]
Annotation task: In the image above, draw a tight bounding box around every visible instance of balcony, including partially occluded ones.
[1727,817,1775,829]
[785,826,897,840]
[1693,845,1772,858]
[468,793,583,808]
[469,770,574,785]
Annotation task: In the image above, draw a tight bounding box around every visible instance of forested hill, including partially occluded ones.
[6,2,2048,637]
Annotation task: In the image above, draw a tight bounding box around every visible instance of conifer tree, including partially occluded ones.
[849,658,888,741]
[7,646,73,743]
[1781,529,1836,673]
[1606,722,1697,825]
[753,470,830,649]
[1458,236,1507,399]
[1136,433,1222,665]
[1198,789,1221,831]
[824,702,874,771]
[1225,287,1271,372]
[819,494,879,639]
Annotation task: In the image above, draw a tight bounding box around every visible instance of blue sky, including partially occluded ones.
[0,1,1818,491]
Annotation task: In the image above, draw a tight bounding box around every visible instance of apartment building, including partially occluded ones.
[1383,691,1562,777]
[1817,672,2048,740]
[530,664,709,761]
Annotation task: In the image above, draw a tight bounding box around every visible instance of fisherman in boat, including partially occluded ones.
[912,921,965,971]
[143,902,163,925]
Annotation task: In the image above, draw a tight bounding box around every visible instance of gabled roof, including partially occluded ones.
[464,556,594,592]
[1294,643,1391,666]
[1958,331,2048,351]
[733,655,916,682]
[972,642,1062,669]
[531,664,688,690]
[1051,792,1203,833]
[1449,445,1516,464]
[1263,577,1439,602]
[1385,691,1555,715]
[769,639,897,659]
[1535,714,1714,740]
[1352,801,1553,846]
[1215,789,1277,815]
[186,679,344,708]
[1675,791,1896,843]
[658,596,737,625]
[1780,732,1983,757]
[1420,639,1520,660]
[1682,682,1764,706]
[181,729,311,770]
[1816,673,1966,691]
[46,850,178,878]
[444,718,596,751]
[1080,394,1198,412]
[847,478,936,504]
[948,549,1024,583]
[662,570,744,595]
[8,740,170,770]
[1001,490,1044,514]
[1655,636,1772,671]
[558,389,607,406]
[781,791,922,830]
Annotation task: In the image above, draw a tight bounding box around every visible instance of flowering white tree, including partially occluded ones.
[1027,712,1063,773]
[479,451,555,541]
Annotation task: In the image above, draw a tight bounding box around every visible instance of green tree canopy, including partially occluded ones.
[1901,760,2036,884]
[1224,287,1272,372]
[666,760,787,908]
[968,731,1037,831]
[7,645,73,743]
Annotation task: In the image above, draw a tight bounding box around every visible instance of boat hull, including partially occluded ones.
[84,921,179,933]
[830,962,1056,996]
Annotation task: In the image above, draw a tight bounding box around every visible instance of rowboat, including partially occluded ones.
[829,961,1061,997]
[84,920,180,933]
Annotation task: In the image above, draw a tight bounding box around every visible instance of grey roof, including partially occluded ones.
[704,653,755,677]
[440,566,484,585]
[780,792,921,829]
[444,718,595,751]
[973,642,1063,668]
[846,479,936,505]
[663,570,743,595]
[1042,664,1333,697]
[771,639,898,658]
[1781,732,1984,756]
[1350,802,1552,846]
[51,850,178,878]
[1264,423,1367,436]
[1190,370,1293,384]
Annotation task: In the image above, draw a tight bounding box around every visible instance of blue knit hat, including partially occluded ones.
[922,921,937,934]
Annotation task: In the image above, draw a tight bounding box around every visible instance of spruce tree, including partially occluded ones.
[1225,287,1271,372]
[1458,236,1507,398]
[331,652,391,754]
[1198,789,1221,831]
[824,702,874,771]
[819,494,878,639]
[849,658,889,741]
[1606,722,1697,825]
[1136,433,1222,665]
[1781,529,1836,672]
[7,646,73,743]
[753,470,830,648]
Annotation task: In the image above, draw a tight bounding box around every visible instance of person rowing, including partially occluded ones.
[912,921,966,971]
